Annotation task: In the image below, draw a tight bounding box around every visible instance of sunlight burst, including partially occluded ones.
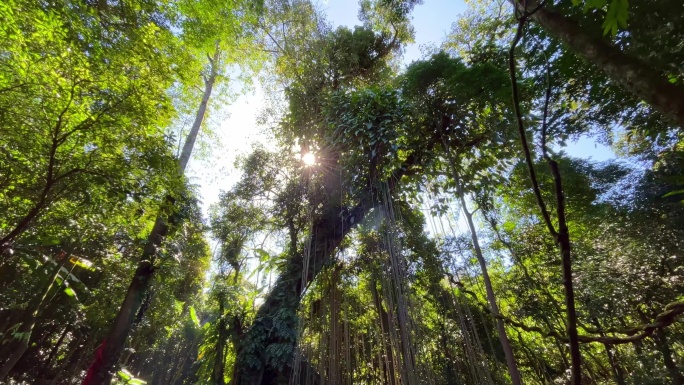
[302,152,316,166]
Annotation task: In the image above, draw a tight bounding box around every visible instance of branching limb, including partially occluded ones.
[452,279,684,345]
[509,16,557,239]
[509,6,581,384]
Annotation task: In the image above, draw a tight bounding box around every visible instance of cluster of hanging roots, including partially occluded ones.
[287,174,500,385]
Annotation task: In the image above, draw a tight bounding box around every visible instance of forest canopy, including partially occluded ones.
[0,0,683,385]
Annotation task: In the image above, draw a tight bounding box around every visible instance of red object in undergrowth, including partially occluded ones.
[81,339,106,385]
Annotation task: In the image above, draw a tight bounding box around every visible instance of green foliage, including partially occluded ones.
[116,369,147,385]
[572,0,629,35]
[2,0,683,384]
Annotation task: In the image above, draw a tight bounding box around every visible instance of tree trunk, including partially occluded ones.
[0,255,70,380]
[212,298,227,385]
[231,155,362,385]
[655,328,682,385]
[442,128,521,385]
[231,148,427,384]
[518,0,684,128]
[590,318,626,385]
[557,211,582,385]
[509,18,582,384]
[178,49,220,174]
[370,280,397,385]
[80,50,220,385]
[80,219,165,385]
[452,175,522,385]
[36,326,70,383]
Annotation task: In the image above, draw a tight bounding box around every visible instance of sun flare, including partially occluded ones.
[302,152,316,166]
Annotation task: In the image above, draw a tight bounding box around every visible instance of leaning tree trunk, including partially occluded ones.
[231,148,428,384]
[515,0,684,128]
[81,49,220,385]
[452,173,523,385]
[0,134,61,258]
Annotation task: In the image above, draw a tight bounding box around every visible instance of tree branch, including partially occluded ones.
[509,9,581,384]
[454,279,684,345]
[509,16,557,239]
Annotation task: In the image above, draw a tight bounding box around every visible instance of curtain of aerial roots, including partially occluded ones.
[423,190,498,385]
[291,179,431,385]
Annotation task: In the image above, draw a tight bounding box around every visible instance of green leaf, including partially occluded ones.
[189,305,200,327]
[254,248,270,262]
[663,189,684,198]
[602,0,629,36]
[64,287,76,297]
[117,370,132,381]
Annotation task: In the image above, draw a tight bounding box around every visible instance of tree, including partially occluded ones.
[0,0,178,258]
[512,0,684,129]
[79,0,263,382]
[3,0,684,384]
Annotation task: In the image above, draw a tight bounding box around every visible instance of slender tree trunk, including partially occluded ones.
[452,175,523,385]
[0,255,70,380]
[178,49,219,174]
[370,281,397,385]
[552,163,582,385]
[655,328,683,385]
[81,50,220,385]
[516,0,684,128]
[49,332,90,385]
[212,297,227,385]
[0,197,48,256]
[149,345,170,385]
[36,326,70,383]
[590,318,626,385]
[441,129,521,384]
[509,17,582,384]
[170,338,198,385]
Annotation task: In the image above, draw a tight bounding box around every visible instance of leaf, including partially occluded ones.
[663,189,684,198]
[253,248,270,262]
[69,256,96,271]
[117,370,132,381]
[64,287,76,297]
[189,305,200,327]
[128,379,147,385]
[602,0,629,36]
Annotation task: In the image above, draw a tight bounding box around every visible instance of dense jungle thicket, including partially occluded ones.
[1,0,683,384]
